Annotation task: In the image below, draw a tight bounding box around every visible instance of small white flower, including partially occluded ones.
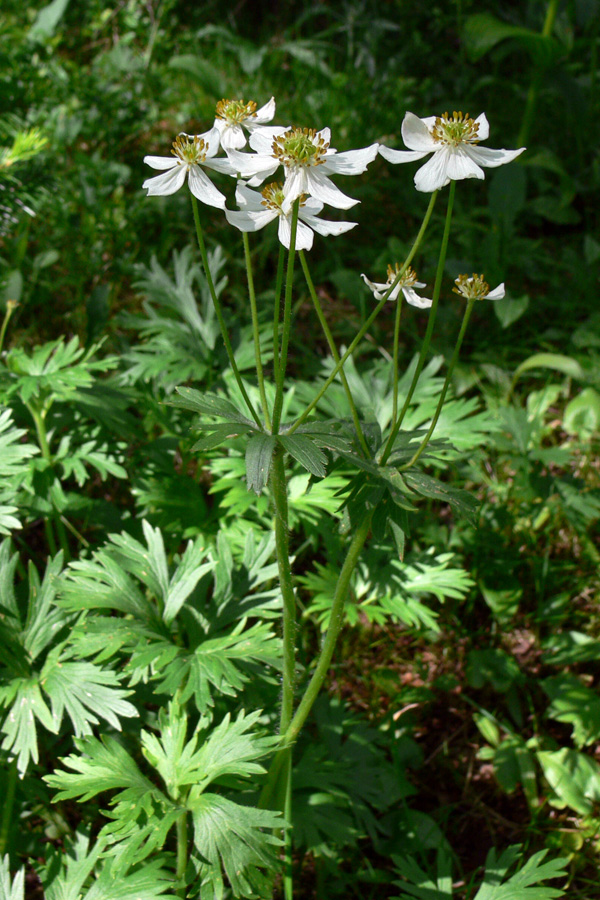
[226,126,379,210]
[213,97,277,151]
[143,128,235,208]
[379,111,525,193]
[361,264,431,309]
[453,273,505,301]
[225,182,357,251]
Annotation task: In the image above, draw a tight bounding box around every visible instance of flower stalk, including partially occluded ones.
[242,232,271,428]
[271,200,299,433]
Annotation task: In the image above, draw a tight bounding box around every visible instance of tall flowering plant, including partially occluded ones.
[139,98,524,896]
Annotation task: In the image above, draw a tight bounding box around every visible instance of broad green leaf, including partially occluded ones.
[464,13,563,67]
[191,422,254,452]
[512,353,585,387]
[563,388,600,438]
[537,748,600,815]
[245,434,276,493]
[541,631,600,665]
[403,471,479,524]
[542,675,600,748]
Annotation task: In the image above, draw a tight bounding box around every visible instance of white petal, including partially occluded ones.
[224,149,279,183]
[278,215,292,249]
[249,127,288,153]
[485,283,505,300]
[252,96,276,124]
[299,212,357,237]
[197,127,221,158]
[446,146,485,182]
[402,287,432,309]
[466,145,526,169]
[378,145,430,165]
[235,181,264,211]
[413,147,451,192]
[322,143,379,175]
[316,127,331,145]
[225,208,276,232]
[143,164,187,195]
[361,274,399,301]
[204,155,240,178]
[220,125,247,152]
[144,155,178,171]
[282,167,308,210]
[302,196,325,216]
[188,166,226,208]
[474,113,489,142]
[306,170,358,209]
[294,219,314,251]
[401,112,438,152]
[213,118,226,136]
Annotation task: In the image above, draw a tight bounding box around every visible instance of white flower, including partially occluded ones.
[453,273,505,301]
[361,264,431,309]
[143,128,235,208]
[213,97,277,151]
[379,111,525,193]
[226,127,379,210]
[225,182,357,251]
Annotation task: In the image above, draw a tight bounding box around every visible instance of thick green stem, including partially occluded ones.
[190,195,262,429]
[299,251,370,458]
[288,190,438,436]
[0,760,17,855]
[270,449,297,734]
[381,183,455,464]
[400,299,475,470]
[242,232,271,428]
[272,202,299,434]
[176,809,189,895]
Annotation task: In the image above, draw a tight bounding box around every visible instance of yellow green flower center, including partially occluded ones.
[453,273,490,301]
[261,183,307,213]
[215,98,257,125]
[431,111,480,147]
[171,135,208,165]
[386,264,418,288]
[272,128,329,167]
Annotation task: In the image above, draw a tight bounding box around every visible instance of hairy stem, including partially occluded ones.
[380,182,454,464]
[176,810,189,896]
[299,250,370,457]
[400,298,475,470]
[243,232,271,428]
[191,195,262,429]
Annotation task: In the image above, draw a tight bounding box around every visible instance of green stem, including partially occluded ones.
[0,760,17,855]
[391,291,404,425]
[400,298,475,471]
[243,232,271,429]
[288,190,438,436]
[261,512,373,811]
[270,448,297,734]
[176,809,189,895]
[0,301,17,356]
[381,183,455,464]
[299,250,370,458]
[517,0,559,147]
[272,243,285,385]
[272,202,299,434]
[190,195,262,429]
[27,402,70,560]
[283,753,293,900]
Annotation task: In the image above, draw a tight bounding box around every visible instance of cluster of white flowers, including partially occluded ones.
[143,97,524,299]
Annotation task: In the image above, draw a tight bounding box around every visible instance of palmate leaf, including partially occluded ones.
[42,832,176,900]
[245,434,276,494]
[392,844,566,900]
[0,856,24,900]
[190,794,281,900]
[0,678,56,774]
[0,407,38,477]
